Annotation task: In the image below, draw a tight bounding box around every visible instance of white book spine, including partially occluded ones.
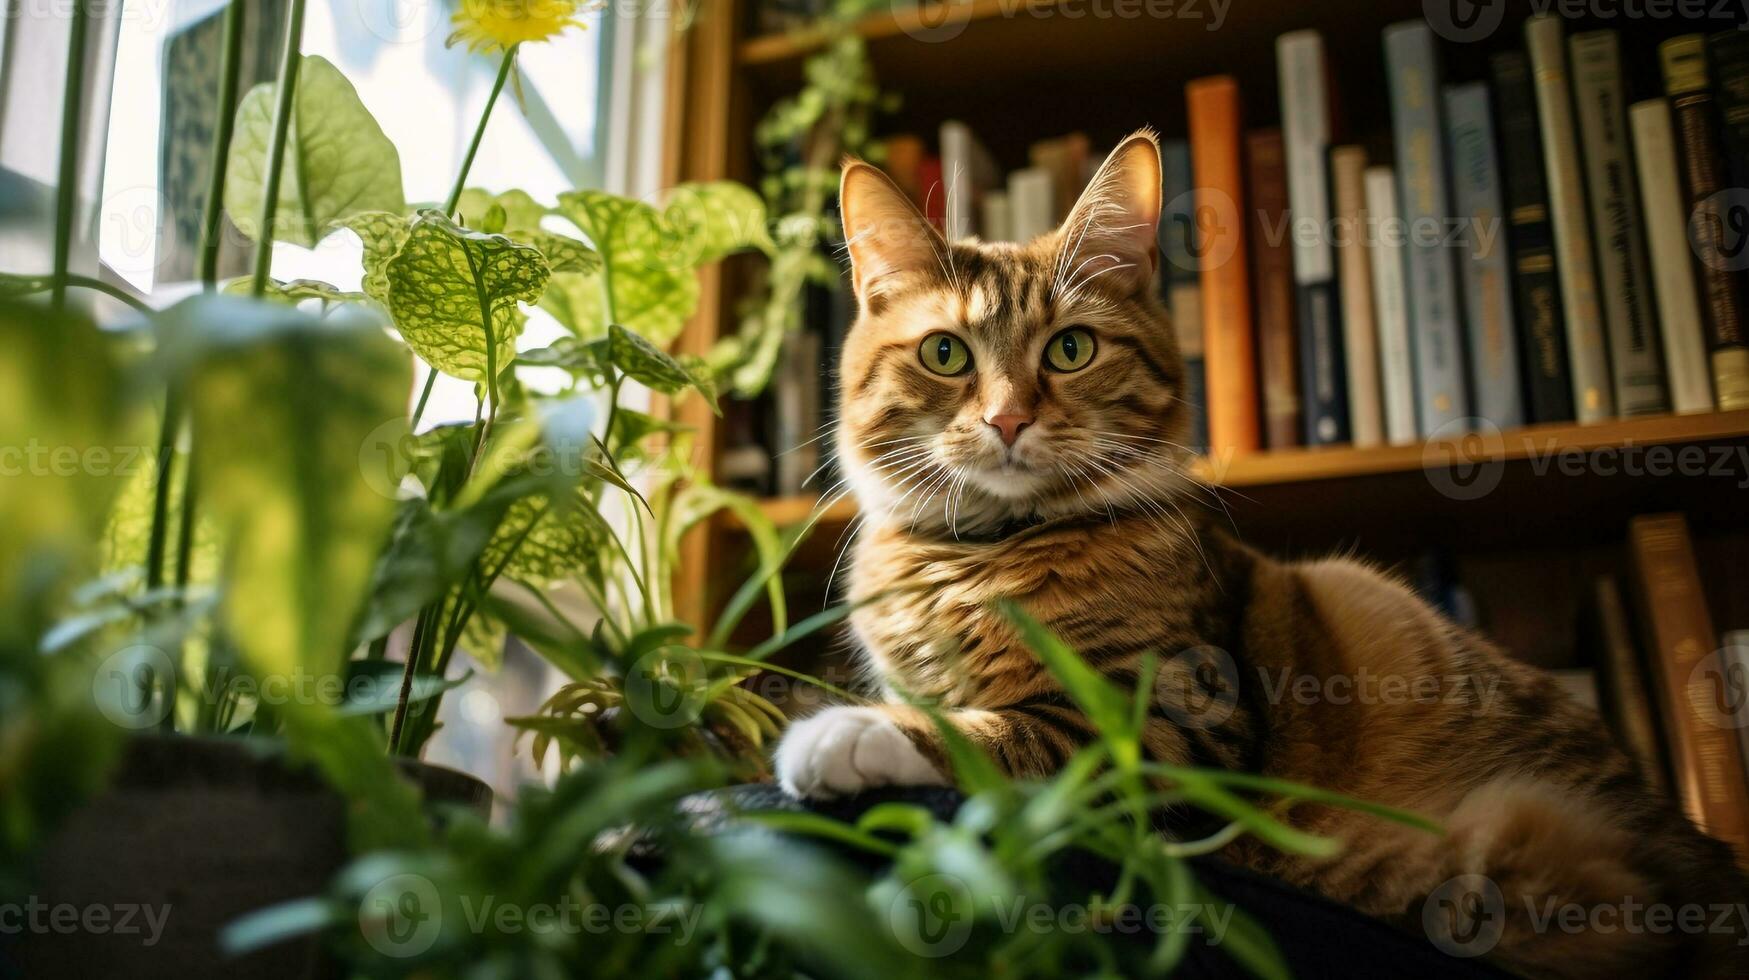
[1526,14,1614,422]
[1007,168,1055,243]
[1364,166,1418,445]
[941,121,976,241]
[1630,98,1715,414]
[1278,30,1333,286]
[980,190,1012,243]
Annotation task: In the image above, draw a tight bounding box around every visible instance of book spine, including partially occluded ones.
[1160,139,1209,452]
[1628,513,1749,864]
[1332,145,1380,446]
[1570,31,1670,416]
[1489,50,1575,425]
[1444,81,1526,430]
[1526,14,1615,422]
[1725,631,1749,802]
[1278,31,1341,445]
[1364,166,1420,444]
[1708,31,1749,199]
[1385,21,1470,435]
[1187,75,1260,457]
[1630,99,1717,414]
[1591,576,1671,797]
[1247,129,1306,448]
[1664,35,1749,412]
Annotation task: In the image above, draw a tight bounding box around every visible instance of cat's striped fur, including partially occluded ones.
[772,131,1748,978]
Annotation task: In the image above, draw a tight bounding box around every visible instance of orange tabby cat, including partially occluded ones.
[771,130,1749,978]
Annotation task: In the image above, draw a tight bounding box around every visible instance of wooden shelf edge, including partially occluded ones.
[721,409,1749,531]
[738,0,1061,65]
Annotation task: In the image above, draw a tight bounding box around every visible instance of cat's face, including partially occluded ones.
[835,132,1189,537]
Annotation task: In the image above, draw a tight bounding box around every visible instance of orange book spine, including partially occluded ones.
[1187,76,1260,457]
[1628,513,1749,865]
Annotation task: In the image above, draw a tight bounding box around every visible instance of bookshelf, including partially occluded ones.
[660,0,1749,645]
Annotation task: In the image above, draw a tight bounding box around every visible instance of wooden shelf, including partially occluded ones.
[730,410,1749,532]
[739,0,1055,65]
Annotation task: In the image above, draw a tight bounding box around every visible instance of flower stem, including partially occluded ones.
[443,46,517,217]
[50,0,91,311]
[250,0,308,297]
[198,0,247,291]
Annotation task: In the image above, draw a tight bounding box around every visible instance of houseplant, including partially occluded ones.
[2,3,1441,978]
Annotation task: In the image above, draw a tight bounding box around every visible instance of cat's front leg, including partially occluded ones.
[774,705,950,799]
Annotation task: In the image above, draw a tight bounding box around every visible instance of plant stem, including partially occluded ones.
[143,390,182,592]
[409,369,436,430]
[443,46,517,217]
[197,0,246,290]
[10,273,152,314]
[250,0,308,297]
[50,0,91,311]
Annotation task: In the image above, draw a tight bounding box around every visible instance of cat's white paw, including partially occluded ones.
[775,706,947,799]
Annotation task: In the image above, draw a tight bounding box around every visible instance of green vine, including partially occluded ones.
[708,2,896,396]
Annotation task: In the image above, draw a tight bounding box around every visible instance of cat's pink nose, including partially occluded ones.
[985,413,1034,447]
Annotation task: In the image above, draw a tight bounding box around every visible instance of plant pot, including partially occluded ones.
[0,733,490,980]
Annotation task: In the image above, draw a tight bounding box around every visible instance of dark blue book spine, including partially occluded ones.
[1445,81,1526,429]
[1296,278,1349,444]
[1160,139,1209,452]
[1385,21,1472,434]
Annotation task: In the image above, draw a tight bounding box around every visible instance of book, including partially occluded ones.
[1526,14,1615,422]
[940,120,1000,242]
[1709,31,1749,205]
[1628,513,1749,863]
[1724,631,1749,800]
[1332,145,1380,447]
[1664,36,1749,412]
[1489,50,1575,425]
[773,320,823,496]
[1006,167,1055,243]
[1187,75,1260,456]
[1444,82,1525,430]
[1629,99,1717,414]
[880,134,928,210]
[1384,21,1470,435]
[1570,31,1670,417]
[1278,30,1341,445]
[1029,132,1091,224]
[1246,128,1305,448]
[980,190,1012,243]
[1590,575,1671,797]
[918,155,946,231]
[1364,165,1419,444]
[1161,139,1208,452]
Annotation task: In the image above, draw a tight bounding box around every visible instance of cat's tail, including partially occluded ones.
[1410,777,1749,980]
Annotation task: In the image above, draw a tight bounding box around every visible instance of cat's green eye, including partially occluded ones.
[1045,328,1096,372]
[919,332,971,376]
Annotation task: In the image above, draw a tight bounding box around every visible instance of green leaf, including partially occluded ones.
[336,660,471,717]
[156,294,411,684]
[545,190,698,342]
[0,299,126,633]
[456,187,600,275]
[384,209,549,383]
[999,600,1139,766]
[340,210,412,305]
[224,55,404,247]
[663,180,773,264]
[222,276,366,306]
[608,323,719,411]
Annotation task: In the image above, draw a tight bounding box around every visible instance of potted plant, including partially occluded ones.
[1,1,799,975]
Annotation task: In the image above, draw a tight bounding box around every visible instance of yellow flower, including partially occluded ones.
[448,0,588,52]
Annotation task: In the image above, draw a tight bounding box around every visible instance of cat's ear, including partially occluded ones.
[1057,130,1162,296]
[840,158,946,310]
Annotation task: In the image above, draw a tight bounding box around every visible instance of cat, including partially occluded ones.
[770,130,1749,978]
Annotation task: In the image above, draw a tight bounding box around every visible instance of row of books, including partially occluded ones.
[1177,17,1749,455]
[1602,513,1749,865]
